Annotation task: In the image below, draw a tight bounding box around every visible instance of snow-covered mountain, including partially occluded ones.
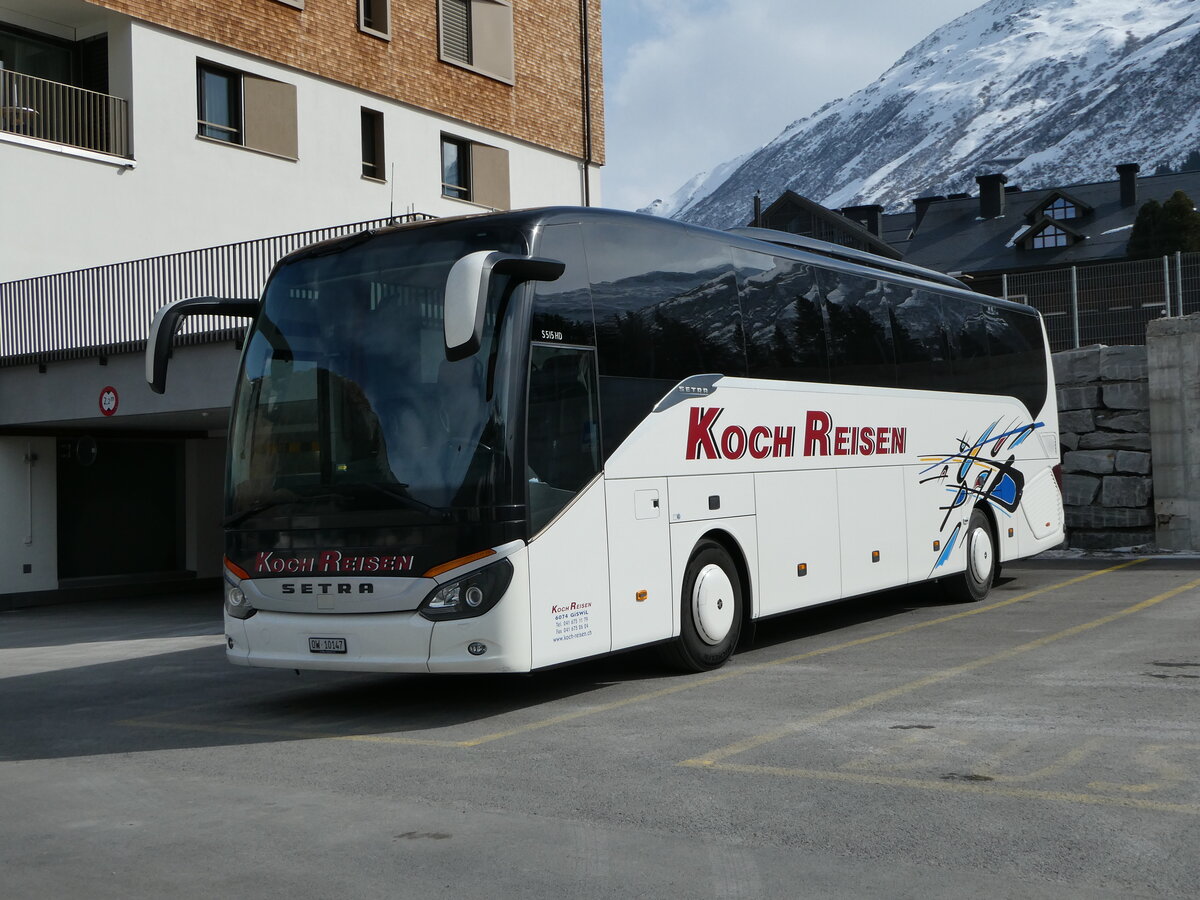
[665,0,1200,229]
[637,151,750,219]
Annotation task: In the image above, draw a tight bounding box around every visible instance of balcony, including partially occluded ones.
[1,66,130,158]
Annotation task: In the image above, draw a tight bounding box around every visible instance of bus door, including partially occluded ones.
[525,342,614,666]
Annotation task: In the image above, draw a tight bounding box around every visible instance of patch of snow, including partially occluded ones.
[1006,224,1032,247]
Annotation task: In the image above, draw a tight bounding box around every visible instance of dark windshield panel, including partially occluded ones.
[228,223,528,526]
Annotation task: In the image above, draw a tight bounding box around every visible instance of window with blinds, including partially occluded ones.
[441,0,472,65]
[439,0,513,83]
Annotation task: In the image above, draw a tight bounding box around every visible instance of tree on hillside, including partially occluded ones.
[1126,191,1200,258]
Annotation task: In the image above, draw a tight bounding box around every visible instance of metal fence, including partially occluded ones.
[1003,252,1200,351]
[0,214,435,367]
[1,68,130,158]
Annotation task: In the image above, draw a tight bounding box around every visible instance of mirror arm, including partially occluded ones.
[146,296,259,393]
[444,253,565,360]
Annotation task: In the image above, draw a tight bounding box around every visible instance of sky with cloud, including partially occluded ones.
[600,0,984,212]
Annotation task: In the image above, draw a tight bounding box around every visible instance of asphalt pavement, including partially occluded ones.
[2,555,1198,899]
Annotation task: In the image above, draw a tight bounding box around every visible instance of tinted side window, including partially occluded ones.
[943,297,992,394]
[531,224,595,346]
[819,268,896,387]
[734,250,829,383]
[890,286,951,391]
[526,344,601,533]
[988,307,1048,417]
[585,220,745,381]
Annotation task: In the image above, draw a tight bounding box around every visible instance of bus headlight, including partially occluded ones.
[225,583,256,620]
[419,558,513,621]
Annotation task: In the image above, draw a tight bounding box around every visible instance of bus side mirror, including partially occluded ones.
[146,295,259,393]
[444,252,565,360]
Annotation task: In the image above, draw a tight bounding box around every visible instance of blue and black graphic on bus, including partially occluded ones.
[919,419,1044,568]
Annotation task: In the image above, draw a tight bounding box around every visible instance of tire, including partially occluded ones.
[943,508,995,603]
[661,539,744,672]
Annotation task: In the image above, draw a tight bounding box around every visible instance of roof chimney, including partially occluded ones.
[975,173,1009,218]
[911,195,945,231]
[1117,163,1140,208]
[841,204,885,237]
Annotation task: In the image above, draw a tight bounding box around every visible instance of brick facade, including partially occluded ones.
[88,0,604,163]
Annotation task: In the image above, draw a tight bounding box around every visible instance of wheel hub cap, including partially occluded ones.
[970,528,993,582]
[693,564,735,645]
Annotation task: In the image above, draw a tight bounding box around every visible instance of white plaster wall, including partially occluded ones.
[184,437,226,578]
[1,16,598,282]
[0,437,58,593]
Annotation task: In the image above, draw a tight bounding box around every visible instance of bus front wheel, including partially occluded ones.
[943,508,995,603]
[663,539,743,672]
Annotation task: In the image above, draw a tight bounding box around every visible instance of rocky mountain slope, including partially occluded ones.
[658,0,1200,228]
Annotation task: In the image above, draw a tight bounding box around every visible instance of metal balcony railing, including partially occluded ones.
[0,67,130,158]
[0,214,437,367]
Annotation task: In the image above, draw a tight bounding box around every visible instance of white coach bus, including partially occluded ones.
[148,208,1064,674]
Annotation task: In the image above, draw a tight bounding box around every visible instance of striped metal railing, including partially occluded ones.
[0,67,130,158]
[0,214,436,367]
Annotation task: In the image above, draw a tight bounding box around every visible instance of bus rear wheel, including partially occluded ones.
[943,508,995,603]
[662,539,743,672]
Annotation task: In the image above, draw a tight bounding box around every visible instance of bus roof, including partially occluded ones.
[278,206,1037,317]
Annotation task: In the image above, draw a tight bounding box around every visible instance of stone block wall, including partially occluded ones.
[1054,346,1154,549]
[1146,314,1200,551]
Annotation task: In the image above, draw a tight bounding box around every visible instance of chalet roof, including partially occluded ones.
[1021,188,1093,222]
[755,190,902,260]
[899,170,1200,275]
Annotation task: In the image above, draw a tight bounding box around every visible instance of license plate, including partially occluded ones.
[308,637,347,654]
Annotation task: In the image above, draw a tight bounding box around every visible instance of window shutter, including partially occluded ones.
[471,143,510,210]
[242,75,297,159]
[441,0,472,64]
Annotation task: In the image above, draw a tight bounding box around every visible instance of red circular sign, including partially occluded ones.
[99,386,119,417]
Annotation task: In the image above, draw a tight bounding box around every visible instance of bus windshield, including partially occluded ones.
[227,222,528,526]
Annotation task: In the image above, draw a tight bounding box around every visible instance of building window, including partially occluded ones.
[196,61,297,159]
[361,108,384,180]
[359,0,390,38]
[1031,224,1069,249]
[440,134,510,209]
[438,0,514,84]
[198,63,241,144]
[1045,197,1077,220]
[441,136,471,199]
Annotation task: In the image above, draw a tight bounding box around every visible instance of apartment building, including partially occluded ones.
[0,0,604,280]
[0,0,603,604]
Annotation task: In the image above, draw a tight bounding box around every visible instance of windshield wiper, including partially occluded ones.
[223,491,347,527]
[223,500,290,528]
[361,482,450,520]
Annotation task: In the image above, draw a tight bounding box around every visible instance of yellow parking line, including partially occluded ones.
[457,558,1148,746]
[117,558,1147,748]
[681,571,1200,769]
[117,717,470,747]
[690,762,1200,816]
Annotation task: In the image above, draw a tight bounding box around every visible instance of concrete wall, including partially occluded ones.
[1055,346,1154,550]
[184,437,226,578]
[1147,314,1200,551]
[0,437,58,593]
[1,17,599,281]
[0,342,242,430]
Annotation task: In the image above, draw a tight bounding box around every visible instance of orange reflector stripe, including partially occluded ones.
[636,590,648,602]
[224,557,251,581]
[423,549,496,579]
